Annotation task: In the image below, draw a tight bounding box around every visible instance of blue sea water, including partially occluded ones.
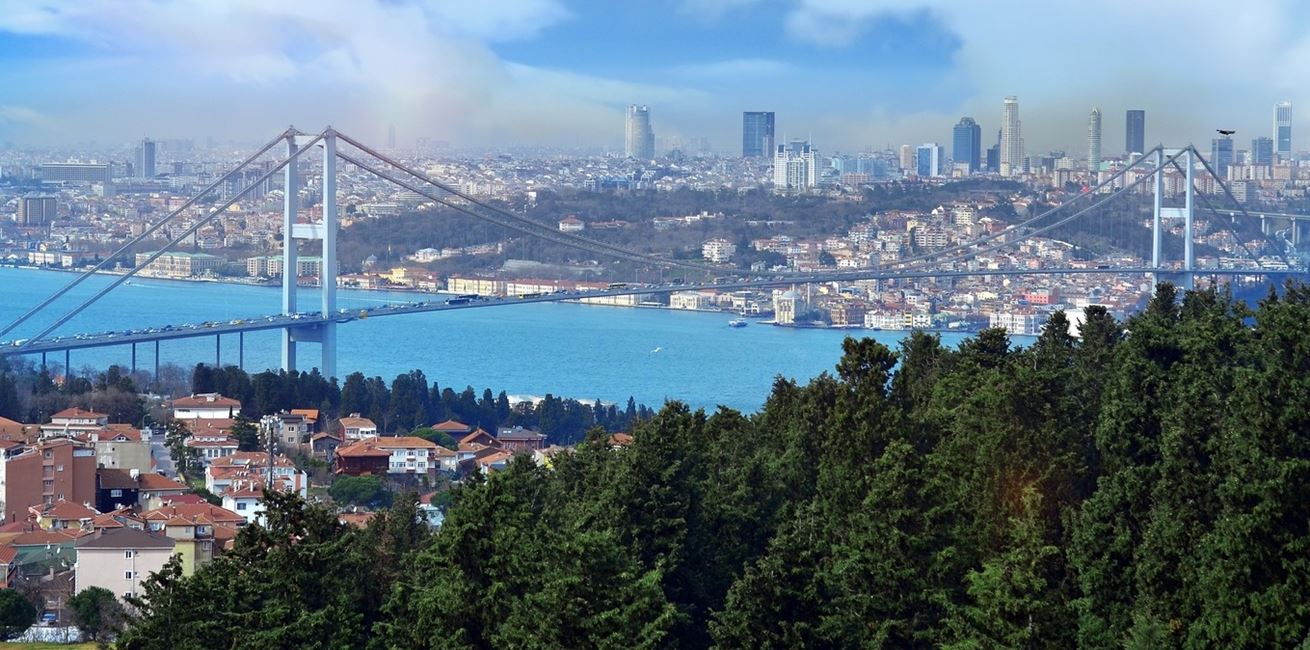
[0,267,975,412]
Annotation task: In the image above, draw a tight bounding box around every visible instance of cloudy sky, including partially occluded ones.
[1,0,1308,154]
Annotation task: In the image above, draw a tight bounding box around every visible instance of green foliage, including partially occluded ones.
[0,587,36,640]
[329,475,392,508]
[67,586,126,642]
[104,284,1310,649]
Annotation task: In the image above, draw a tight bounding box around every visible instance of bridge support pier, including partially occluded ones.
[215,335,221,367]
[320,130,338,380]
[1152,148,1163,286]
[154,340,160,389]
[131,343,136,375]
[64,349,69,376]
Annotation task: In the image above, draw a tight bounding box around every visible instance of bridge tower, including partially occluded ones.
[281,127,339,379]
[1151,146,1196,289]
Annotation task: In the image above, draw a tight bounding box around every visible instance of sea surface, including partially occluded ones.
[0,267,979,413]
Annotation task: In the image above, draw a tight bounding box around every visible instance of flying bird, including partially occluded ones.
[1216,129,1236,136]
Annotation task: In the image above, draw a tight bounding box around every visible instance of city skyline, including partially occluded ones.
[0,1,1308,154]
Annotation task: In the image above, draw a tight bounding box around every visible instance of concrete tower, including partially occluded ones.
[625,105,655,160]
[1087,108,1102,172]
[1000,97,1022,176]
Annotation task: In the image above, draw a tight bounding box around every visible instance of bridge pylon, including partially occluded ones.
[281,127,339,380]
[1151,145,1196,289]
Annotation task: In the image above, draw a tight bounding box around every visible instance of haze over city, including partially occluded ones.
[2,0,1309,152]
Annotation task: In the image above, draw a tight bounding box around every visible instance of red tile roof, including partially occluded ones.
[51,407,108,420]
[172,393,242,408]
[432,419,471,432]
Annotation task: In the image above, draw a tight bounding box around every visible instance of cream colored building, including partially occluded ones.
[74,527,175,600]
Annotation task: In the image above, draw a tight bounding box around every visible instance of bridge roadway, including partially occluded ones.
[0,265,1299,359]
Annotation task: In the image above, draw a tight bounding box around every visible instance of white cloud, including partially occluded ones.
[666,59,795,78]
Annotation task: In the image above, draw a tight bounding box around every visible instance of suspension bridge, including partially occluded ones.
[0,127,1303,379]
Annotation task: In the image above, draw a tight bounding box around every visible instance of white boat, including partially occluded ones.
[728,319,747,328]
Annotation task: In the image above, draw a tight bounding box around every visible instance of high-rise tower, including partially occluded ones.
[1211,135,1234,180]
[742,112,775,158]
[1274,101,1292,160]
[1000,97,1022,176]
[136,138,156,179]
[1087,108,1102,172]
[952,117,982,173]
[625,105,655,160]
[1125,109,1145,155]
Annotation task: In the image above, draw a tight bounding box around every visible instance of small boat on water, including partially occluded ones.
[728,319,747,328]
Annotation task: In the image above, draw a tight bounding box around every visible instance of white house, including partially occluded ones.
[172,393,241,420]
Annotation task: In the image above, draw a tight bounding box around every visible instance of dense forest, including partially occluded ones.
[111,282,1310,648]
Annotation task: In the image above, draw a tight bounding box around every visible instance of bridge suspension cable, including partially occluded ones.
[878,145,1167,273]
[0,129,292,341]
[819,147,1193,281]
[334,132,727,274]
[11,131,327,353]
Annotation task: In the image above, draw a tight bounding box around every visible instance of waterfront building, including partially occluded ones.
[135,251,224,278]
[742,112,775,158]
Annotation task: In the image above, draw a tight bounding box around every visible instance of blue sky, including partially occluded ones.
[1,0,1308,154]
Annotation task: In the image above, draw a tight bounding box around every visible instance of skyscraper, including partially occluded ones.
[952,117,982,173]
[773,141,817,193]
[1087,108,1102,172]
[916,143,944,177]
[1274,101,1292,160]
[1125,109,1145,155]
[899,144,914,172]
[136,138,156,179]
[742,112,775,158]
[1211,135,1234,179]
[1000,96,1022,176]
[624,105,655,160]
[1252,136,1274,166]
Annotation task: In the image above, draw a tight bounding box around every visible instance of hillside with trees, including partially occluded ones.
[114,283,1310,649]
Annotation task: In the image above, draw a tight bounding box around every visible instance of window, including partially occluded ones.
[124,571,135,579]
[124,550,134,559]
[236,502,247,510]
[55,464,63,472]
[123,592,133,600]
[111,489,122,497]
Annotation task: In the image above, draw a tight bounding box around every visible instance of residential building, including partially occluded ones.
[41,407,108,437]
[625,105,655,160]
[496,426,547,452]
[1000,96,1022,176]
[1125,109,1146,155]
[17,195,57,226]
[773,141,817,193]
[702,239,736,263]
[742,111,775,158]
[1,438,98,523]
[74,527,175,601]
[86,425,151,472]
[260,411,311,448]
[557,216,585,232]
[245,255,325,278]
[952,117,981,173]
[205,452,306,497]
[172,393,240,419]
[989,311,1042,335]
[338,414,378,441]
